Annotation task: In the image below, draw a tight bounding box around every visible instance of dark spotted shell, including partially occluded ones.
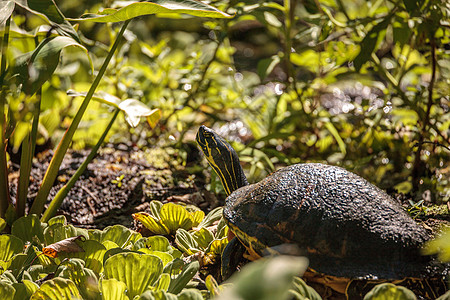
[223,163,436,279]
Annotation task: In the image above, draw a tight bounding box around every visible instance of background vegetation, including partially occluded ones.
[6,0,449,204]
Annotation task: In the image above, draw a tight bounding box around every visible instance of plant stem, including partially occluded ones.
[29,19,131,216]
[16,91,42,217]
[41,108,120,222]
[412,37,436,191]
[0,16,11,218]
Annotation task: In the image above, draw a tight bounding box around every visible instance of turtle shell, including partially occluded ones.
[223,163,441,280]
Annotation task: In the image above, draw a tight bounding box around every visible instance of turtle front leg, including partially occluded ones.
[221,237,246,280]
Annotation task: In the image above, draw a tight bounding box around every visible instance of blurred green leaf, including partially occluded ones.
[167,260,199,294]
[0,281,15,300]
[363,283,416,300]
[0,1,14,24]
[72,0,233,22]
[354,16,392,71]
[423,227,450,262]
[11,36,89,96]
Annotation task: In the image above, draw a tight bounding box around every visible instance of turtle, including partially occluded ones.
[195,125,448,298]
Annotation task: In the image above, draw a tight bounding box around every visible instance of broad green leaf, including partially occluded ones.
[0,217,6,232]
[167,260,199,294]
[0,1,14,25]
[100,279,129,300]
[139,290,177,300]
[175,228,199,255]
[423,228,450,262]
[22,280,39,296]
[160,203,193,233]
[363,283,416,300]
[288,277,321,300]
[119,99,160,128]
[11,36,90,96]
[12,281,34,300]
[137,249,173,267]
[72,0,233,23]
[30,278,82,300]
[0,235,24,263]
[58,240,107,274]
[190,210,205,227]
[104,252,163,298]
[11,215,44,244]
[132,213,170,235]
[192,227,214,249]
[102,240,120,250]
[88,225,142,247]
[217,256,308,300]
[43,223,88,245]
[177,289,203,300]
[0,281,15,300]
[13,0,80,42]
[47,215,67,226]
[154,273,171,292]
[58,259,100,299]
[198,207,223,228]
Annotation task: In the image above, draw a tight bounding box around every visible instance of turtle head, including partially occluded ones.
[196,125,248,196]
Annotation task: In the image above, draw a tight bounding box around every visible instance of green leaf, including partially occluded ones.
[257,55,280,81]
[363,283,416,300]
[198,207,223,228]
[167,260,199,294]
[59,240,107,274]
[132,213,170,235]
[30,278,82,300]
[11,215,44,244]
[175,228,199,255]
[88,225,142,248]
[137,249,173,267]
[146,236,172,252]
[100,279,129,300]
[353,16,392,71]
[192,227,214,249]
[11,36,89,96]
[103,252,163,298]
[58,259,100,299]
[43,223,88,245]
[0,281,15,300]
[47,215,67,226]
[71,0,233,22]
[217,256,308,300]
[160,203,193,233]
[0,235,24,263]
[289,277,322,300]
[423,228,450,262]
[0,2,14,25]
[14,0,80,42]
[177,289,203,300]
[154,273,171,292]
